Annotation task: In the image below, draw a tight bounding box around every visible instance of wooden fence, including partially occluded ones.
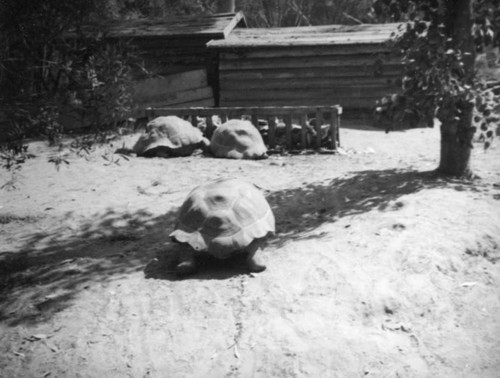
[145,105,342,151]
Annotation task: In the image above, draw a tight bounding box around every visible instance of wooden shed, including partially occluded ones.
[98,12,246,81]
[65,12,247,122]
[207,23,403,110]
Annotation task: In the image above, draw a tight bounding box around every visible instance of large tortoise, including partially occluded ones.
[170,178,275,275]
[210,119,268,159]
[133,116,210,157]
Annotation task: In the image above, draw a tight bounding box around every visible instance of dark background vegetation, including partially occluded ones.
[0,0,380,144]
[0,0,499,176]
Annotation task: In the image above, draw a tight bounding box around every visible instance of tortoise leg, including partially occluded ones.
[176,247,196,276]
[200,137,211,152]
[245,240,266,273]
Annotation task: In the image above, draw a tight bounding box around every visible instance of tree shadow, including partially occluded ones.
[266,168,476,247]
[0,207,178,326]
[0,168,477,325]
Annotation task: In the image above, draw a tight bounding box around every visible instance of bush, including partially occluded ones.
[0,0,137,145]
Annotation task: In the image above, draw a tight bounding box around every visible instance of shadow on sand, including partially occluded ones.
[267,168,458,246]
[0,168,474,325]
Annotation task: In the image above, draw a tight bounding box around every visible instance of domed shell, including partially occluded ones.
[170,178,275,259]
[210,119,267,159]
[133,116,207,157]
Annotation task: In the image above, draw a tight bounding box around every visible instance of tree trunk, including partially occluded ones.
[216,0,235,13]
[438,0,476,177]
[437,104,474,177]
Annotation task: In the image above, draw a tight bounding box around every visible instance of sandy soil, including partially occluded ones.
[1,120,499,378]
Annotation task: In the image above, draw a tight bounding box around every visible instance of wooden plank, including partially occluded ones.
[168,98,215,108]
[315,110,324,149]
[152,64,209,77]
[220,78,401,91]
[214,28,399,39]
[219,97,378,109]
[284,114,293,150]
[220,66,403,80]
[146,105,341,118]
[209,33,401,48]
[207,23,403,48]
[138,86,213,106]
[212,33,397,44]
[331,111,339,147]
[132,70,208,99]
[138,97,214,117]
[299,115,307,149]
[220,87,397,102]
[205,116,215,139]
[130,37,212,49]
[268,116,276,148]
[251,114,259,128]
[137,99,212,118]
[81,12,244,39]
[139,48,206,59]
[220,45,394,60]
[222,11,246,38]
[220,55,402,71]
[220,87,400,99]
[221,23,400,36]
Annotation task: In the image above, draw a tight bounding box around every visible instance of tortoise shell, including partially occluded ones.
[170,178,275,259]
[133,116,208,157]
[210,119,268,159]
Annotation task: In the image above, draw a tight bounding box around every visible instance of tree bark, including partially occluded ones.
[437,101,474,177]
[437,0,476,177]
[216,0,235,13]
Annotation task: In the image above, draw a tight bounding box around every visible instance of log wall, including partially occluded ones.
[80,12,246,82]
[131,69,214,117]
[208,24,403,111]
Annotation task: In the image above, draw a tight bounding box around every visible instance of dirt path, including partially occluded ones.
[1,123,500,377]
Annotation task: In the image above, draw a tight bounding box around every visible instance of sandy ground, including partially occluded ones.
[1,120,500,378]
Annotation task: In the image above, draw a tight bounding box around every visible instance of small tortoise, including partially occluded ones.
[210,119,268,159]
[170,178,275,275]
[133,116,210,157]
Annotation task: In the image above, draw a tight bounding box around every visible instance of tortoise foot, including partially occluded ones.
[247,256,266,273]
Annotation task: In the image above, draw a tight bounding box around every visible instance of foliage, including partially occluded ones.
[0,0,143,174]
[0,142,36,190]
[64,35,137,130]
[88,0,374,26]
[104,0,218,18]
[237,0,373,27]
[372,0,500,150]
[0,143,36,172]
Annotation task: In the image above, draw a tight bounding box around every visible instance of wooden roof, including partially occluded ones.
[208,23,403,48]
[81,12,246,40]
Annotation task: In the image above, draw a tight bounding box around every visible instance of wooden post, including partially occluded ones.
[330,108,339,149]
[189,115,197,127]
[206,116,215,139]
[284,114,293,150]
[315,109,324,149]
[268,116,276,149]
[251,114,259,127]
[299,115,308,149]
[336,106,342,147]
